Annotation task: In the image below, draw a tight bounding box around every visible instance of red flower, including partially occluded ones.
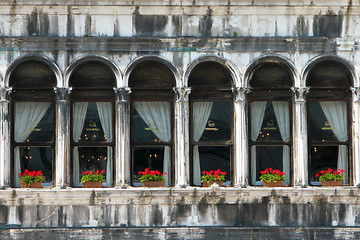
[101,169,105,173]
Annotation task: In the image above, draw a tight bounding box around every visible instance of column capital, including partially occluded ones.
[232,87,250,102]
[0,87,12,102]
[291,87,310,102]
[351,87,360,102]
[54,87,72,101]
[114,87,132,103]
[173,87,191,103]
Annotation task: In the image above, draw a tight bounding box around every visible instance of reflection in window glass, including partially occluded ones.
[310,146,348,185]
[194,101,231,142]
[251,146,290,185]
[251,101,290,142]
[73,102,112,143]
[133,102,171,143]
[15,147,53,185]
[309,101,347,142]
[193,146,231,186]
[14,102,53,143]
[73,146,112,187]
[133,147,171,186]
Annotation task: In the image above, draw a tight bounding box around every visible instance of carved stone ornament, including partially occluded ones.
[351,87,360,102]
[0,87,12,102]
[291,87,310,102]
[114,87,132,103]
[232,87,250,102]
[173,87,191,102]
[54,87,72,101]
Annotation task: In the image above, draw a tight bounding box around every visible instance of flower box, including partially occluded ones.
[202,181,223,187]
[20,182,42,188]
[262,181,284,187]
[82,181,103,188]
[321,180,342,187]
[142,181,163,187]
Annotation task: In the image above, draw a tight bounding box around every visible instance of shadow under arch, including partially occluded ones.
[244,54,299,88]
[64,55,122,88]
[184,56,240,88]
[303,55,357,88]
[5,55,63,88]
[123,55,180,88]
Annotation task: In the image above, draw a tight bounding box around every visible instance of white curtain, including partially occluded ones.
[319,101,348,183]
[273,101,291,185]
[72,102,88,187]
[96,102,113,186]
[14,102,51,187]
[192,102,213,185]
[134,102,171,185]
[250,101,267,185]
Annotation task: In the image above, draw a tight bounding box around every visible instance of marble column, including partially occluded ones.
[351,87,360,187]
[174,87,191,187]
[114,87,131,188]
[54,87,72,188]
[291,87,310,187]
[232,87,250,187]
[0,88,12,188]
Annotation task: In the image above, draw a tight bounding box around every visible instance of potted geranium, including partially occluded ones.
[259,168,286,187]
[18,169,44,188]
[315,168,346,186]
[138,168,167,187]
[201,169,226,187]
[81,170,105,188]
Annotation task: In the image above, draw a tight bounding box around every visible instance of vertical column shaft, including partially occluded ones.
[291,87,310,187]
[114,87,131,188]
[174,87,191,187]
[0,88,12,188]
[54,87,72,188]
[351,87,360,187]
[233,87,250,187]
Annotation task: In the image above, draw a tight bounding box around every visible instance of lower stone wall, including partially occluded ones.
[0,187,359,228]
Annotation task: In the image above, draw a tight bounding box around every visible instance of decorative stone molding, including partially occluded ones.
[114,87,132,103]
[351,87,360,102]
[291,87,310,102]
[0,87,12,102]
[173,87,191,102]
[54,87,72,101]
[232,87,250,102]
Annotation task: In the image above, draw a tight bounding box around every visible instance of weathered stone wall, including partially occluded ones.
[1,0,360,230]
[1,187,360,228]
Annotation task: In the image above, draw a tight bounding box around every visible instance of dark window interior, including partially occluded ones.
[249,62,293,89]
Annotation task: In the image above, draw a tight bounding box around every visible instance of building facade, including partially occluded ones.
[1,0,360,231]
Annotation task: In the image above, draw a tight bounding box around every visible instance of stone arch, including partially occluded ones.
[123,55,180,88]
[244,54,299,88]
[303,54,357,88]
[184,56,240,88]
[5,54,62,88]
[64,55,122,88]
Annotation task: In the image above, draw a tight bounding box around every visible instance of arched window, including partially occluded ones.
[248,61,293,186]
[129,60,175,186]
[189,61,233,186]
[69,60,116,187]
[10,59,56,187]
[306,59,352,185]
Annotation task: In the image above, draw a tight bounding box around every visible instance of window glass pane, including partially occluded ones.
[196,146,231,185]
[251,101,289,142]
[194,101,232,142]
[252,145,290,185]
[133,146,171,186]
[73,146,112,187]
[310,145,348,185]
[309,101,347,142]
[73,102,112,143]
[15,146,53,184]
[133,102,171,143]
[14,102,53,143]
